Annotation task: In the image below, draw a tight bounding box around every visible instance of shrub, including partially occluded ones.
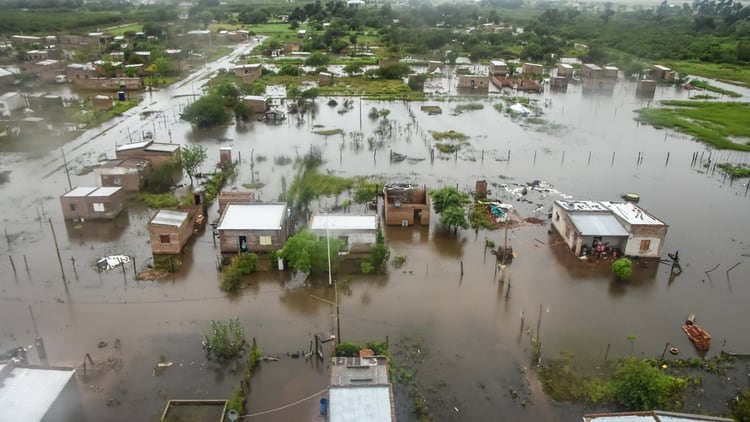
[335,342,362,357]
[612,258,633,280]
[202,317,247,361]
[221,253,257,292]
[612,357,687,410]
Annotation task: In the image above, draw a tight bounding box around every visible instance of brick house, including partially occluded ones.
[115,141,181,166]
[216,204,289,254]
[60,187,126,220]
[383,184,430,226]
[97,158,152,192]
[550,200,668,259]
[148,210,192,255]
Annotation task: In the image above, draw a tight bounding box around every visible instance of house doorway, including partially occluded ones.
[239,235,248,252]
[414,209,422,223]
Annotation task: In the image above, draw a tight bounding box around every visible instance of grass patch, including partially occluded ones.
[274,155,293,166]
[242,181,266,189]
[453,103,484,114]
[690,94,718,100]
[133,193,180,208]
[431,130,468,141]
[717,163,750,178]
[421,105,442,114]
[688,79,741,98]
[637,101,750,151]
[313,128,344,136]
[667,61,750,89]
[317,76,425,100]
[434,142,460,153]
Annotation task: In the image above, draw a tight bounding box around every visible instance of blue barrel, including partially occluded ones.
[117,91,126,101]
[319,397,328,415]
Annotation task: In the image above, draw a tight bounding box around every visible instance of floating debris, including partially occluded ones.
[97,255,131,271]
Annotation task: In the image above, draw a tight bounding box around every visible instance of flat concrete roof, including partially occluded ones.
[329,386,392,422]
[583,410,733,422]
[555,200,609,212]
[151,209,189,227]
[311,215,378,231]
[89,187,122,197]
[145,143,179,153]
[0,364,76,422]
[217,204,286,231]
[63,186,98,197]
[604,202,666,226]
[116,141,151,151]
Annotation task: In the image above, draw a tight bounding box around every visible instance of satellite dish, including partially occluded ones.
[226,409,239,422]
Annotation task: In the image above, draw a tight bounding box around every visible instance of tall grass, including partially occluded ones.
[637,101,750,151]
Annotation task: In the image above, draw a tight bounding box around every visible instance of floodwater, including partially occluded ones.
[1,40,749,421]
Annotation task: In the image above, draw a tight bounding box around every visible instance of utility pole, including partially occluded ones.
[48,218,67,290]
[61,148,72,191]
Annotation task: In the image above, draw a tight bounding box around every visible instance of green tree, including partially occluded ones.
[343,63,363,76]
[612,258,633,280]
[732,389,750,421]
[201,317,247,361]
[180,144,207,186]
[180,94,230,129]
[612,357,687,410]
[430,186,469,214]
[305,52,330,66]
[280,229,345,274]
[440,205,469,234]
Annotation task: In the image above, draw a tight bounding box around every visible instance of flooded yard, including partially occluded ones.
[1,43,749,421]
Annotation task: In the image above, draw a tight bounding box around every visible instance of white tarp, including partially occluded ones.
[97,255,131,271]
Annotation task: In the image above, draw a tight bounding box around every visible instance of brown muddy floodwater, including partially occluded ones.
[1,44,749,421]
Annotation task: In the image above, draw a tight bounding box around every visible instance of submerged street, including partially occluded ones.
[1,41,749,421]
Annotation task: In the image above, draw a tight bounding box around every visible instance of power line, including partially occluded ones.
[242,388,328,418]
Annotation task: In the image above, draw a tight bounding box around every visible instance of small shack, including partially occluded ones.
[489,60,507,77]
[557,63,574,78]
[216,203,289,253]
[241,95,270,114]
[456,75,489,91]
[427,61,443,74]
[60,186,126,220]
[310,214,380,253]
[651,64,675,81]
[383,184,430,226]
[319,72,333,86]
[550,76,569,92]
[217,191,253,213]
[148,209,192,255]
[329,355,395,422]
[97,158,151,191]
[522,63,544,74]
[233,63,262,84]
[115,141,181,166]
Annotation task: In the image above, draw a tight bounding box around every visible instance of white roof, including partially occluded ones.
[583,410,732,421]
[151,209,189,227]
[311,215,378,231]
[63,187,97,197]
[0,68,15,77]
[218,204,287,231]
[604,202,666,226]
[559,63,574,69]
[584,63,602,70]
[329,386,392,422]
[490,60,507,66]
[234,63,261,69]
[653,64,671,71]
[0,364,76,422]
[242,95,268,102]
[89,187,122,197]
[604,66,619,71]
[36,59,59,66]
[116,141,151,151]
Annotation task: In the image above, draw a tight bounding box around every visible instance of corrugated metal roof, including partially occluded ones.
[329,386,393,422]
[569,213,629,237]
[310,215,378,231]
[63,186,97,197]
[217,204,286,231]
[0,365,76,421]
[151,209,189,227]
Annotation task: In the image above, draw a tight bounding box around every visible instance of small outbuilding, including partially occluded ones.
[310,214,380,253]
[456,75,489,91]
[115,141,181,166]
[216,203,289,253]
[329,355,395,422]
[97,158,151,192]
[489,60,507,77]
[241,95,270,114]
[60,186,126,220]
[148,209,192,255]
[383,184,430,226]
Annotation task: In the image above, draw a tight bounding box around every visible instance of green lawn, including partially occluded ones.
[666,61,750,89]
[637,101,750,151]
